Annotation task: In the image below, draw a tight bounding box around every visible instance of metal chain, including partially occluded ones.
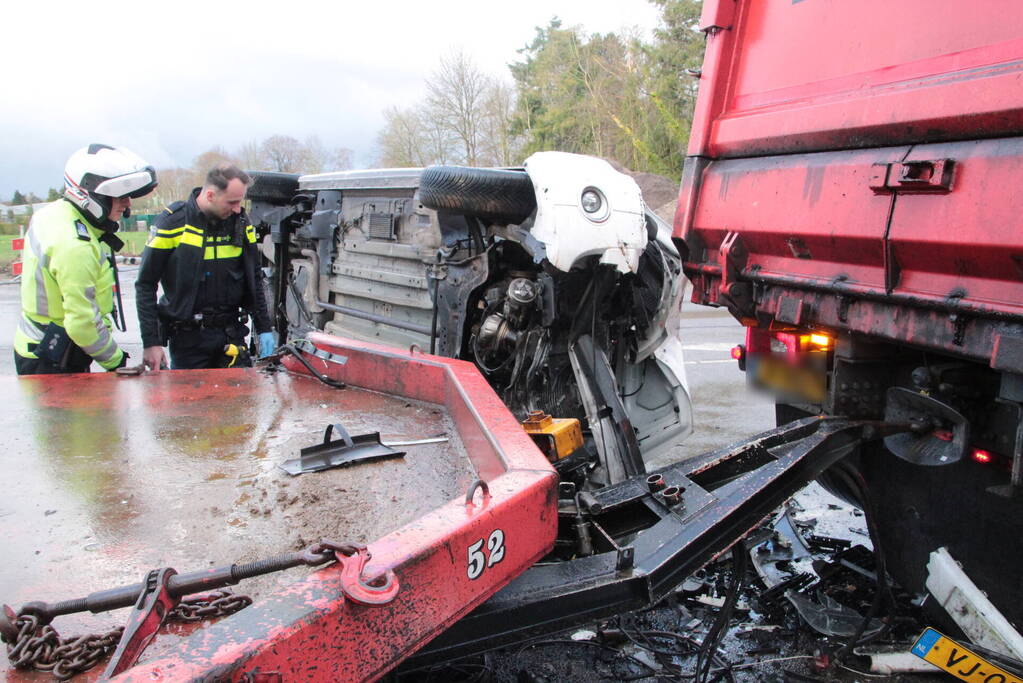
[3,590,252,680]
[168,590,253,623]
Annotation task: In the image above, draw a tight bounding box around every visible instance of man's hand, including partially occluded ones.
[143,346,168,373]
[258,332,277,359]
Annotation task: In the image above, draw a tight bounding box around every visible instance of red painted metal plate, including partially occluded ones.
[888,137,1023,316]
[1,335,557,682]
[683,147,906,297]
[689,0,1023,158]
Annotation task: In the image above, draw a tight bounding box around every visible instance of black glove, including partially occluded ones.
[112,351,130,370]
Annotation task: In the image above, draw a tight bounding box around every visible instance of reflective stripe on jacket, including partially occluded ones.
[13,200,124,369]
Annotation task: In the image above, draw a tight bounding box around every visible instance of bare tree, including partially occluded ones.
[145,167,199,211]
[333,147,355,170]
[426,50,491,166]
[193,146,238,174]
[236,140,264,171]
[376,107,428,167]
[260,135,306,173]
[298,136,330,173]
[479,80,523,166]
[420,113,458,166]
[375,52,521,169]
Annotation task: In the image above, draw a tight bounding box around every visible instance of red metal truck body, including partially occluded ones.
[678,0,1023,625]
[680,0,1023,359]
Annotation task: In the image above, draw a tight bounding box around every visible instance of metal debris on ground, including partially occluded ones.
[394,485,952,682]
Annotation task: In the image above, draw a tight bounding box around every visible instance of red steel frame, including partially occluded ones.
[115,332,558,682]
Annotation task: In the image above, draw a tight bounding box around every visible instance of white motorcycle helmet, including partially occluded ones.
[64,144,158,227]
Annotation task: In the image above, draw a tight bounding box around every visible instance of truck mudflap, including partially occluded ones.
[400,416,893,668]
[1,333,557,682]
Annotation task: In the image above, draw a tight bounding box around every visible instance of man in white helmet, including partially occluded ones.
[13,144,157,374]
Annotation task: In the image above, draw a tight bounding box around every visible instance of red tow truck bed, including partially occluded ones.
[1,333,557,681]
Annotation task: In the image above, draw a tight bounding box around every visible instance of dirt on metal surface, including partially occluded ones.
[0,367,476,680]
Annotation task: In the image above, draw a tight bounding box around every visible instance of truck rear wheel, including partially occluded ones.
[858,443,1023,629]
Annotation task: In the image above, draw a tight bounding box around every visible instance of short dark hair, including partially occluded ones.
[204,164,251,191]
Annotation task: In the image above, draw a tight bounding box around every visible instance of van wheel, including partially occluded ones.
[247,171,300,204]
[419,166,536,224]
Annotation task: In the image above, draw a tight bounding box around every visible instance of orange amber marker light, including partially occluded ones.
[809,334,831,348]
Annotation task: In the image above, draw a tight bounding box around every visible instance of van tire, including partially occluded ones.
[247,171,300,204]
[419,166,536,224]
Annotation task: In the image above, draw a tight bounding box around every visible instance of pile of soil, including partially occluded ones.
[604,159,680,223]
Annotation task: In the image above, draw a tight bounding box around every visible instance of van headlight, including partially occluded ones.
[580,187,609,222]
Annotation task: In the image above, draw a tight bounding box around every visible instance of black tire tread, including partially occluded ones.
[247,171,300,203]
[419,166,536,224]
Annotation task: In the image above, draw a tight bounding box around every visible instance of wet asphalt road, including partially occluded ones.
[661,298,776,467]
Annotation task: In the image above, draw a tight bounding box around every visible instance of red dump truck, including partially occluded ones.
[678,0,1023,631]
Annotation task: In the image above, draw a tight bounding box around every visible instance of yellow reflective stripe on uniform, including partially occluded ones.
[27,228,50,317]
[147,235,178,249]
[245,224,256,244]
[155,226,185,237]
[181,231,203,247]
[204,245,243,259]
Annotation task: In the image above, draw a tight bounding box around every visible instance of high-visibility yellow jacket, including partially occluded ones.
[13,200,124,370]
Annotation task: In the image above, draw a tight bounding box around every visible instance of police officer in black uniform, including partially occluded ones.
[136,164,274,371]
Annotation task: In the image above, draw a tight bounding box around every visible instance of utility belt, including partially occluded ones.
[29,322,93,372]
[167,309,248,335]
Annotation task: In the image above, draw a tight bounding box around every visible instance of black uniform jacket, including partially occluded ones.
[135,188,271,348]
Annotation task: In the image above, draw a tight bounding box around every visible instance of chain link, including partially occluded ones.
[3,590,252,680]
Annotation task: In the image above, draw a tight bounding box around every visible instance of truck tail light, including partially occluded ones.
[745,328,833,362]
[731,344,746,371]
[972,448,993,464]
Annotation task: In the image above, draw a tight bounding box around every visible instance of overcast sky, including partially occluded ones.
[1,0,662,199]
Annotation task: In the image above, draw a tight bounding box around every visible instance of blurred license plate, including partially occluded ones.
[912,628,1022,683]
[750,355,825,403]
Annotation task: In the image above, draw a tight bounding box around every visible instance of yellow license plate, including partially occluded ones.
[912,628,1022,683]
